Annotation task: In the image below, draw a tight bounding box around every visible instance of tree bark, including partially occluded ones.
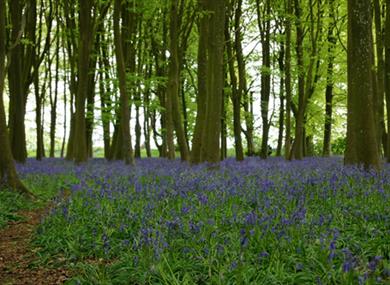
[0,0,33,198]
[345,0,380,170]
[74,0,94,164]
[374,0,387,157]
[191,0,208,164]
[385,0,390,161]
[199,0,225,164]
[276,34,285,157]
[167,0,190,161]
[113,0,134,165]
[256,0,272,159]
[7,0,27,163]
[284,0,292,160]
[322,0,336,157]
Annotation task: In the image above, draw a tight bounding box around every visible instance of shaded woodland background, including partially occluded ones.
[0,0,388,181]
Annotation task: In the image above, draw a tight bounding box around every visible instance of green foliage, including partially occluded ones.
[0,174,69,228]
[331,137,346,155]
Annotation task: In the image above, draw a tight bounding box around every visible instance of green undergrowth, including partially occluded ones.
[0,174,73,229]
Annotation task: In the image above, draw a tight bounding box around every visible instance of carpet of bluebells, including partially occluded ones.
[16,158,390,284]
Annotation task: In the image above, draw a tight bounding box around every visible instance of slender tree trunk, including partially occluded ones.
[143,65,152,158]
[225,1,244,161]
[322,0,336,157]
[74,0,94,164]
[374,0,387,157]
[221,84,227,161]
[86,51,97,158]
[34,68,44,160]
[167,0,190,161]
[292,0,305,160]
[50,20,60,158]
[232,0,245,161]
[113,0,134,165]
[99,32,112,160]
[191,0,208,164]
[256,0,272,159]
[284,0,292,160]
[276,34,285,157]
[61,36,67,158]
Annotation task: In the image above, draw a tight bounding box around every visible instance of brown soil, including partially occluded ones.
[0,208,70,285]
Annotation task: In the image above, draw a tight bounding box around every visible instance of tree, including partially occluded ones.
[322,0,336,157]
[385,0,390,161]
[73,0,95,164]
[166,0,191,161]
[196,0,225,164]
[225,0,244,161]
[284,0,292,160]
[7,0,27,163]
[0,0,33,198]
[113,0,135,165]
[345,0,380,170]
[191,0,209,164]
[256,0,272,159]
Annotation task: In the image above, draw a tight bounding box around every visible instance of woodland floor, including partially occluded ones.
[0,206,70,285]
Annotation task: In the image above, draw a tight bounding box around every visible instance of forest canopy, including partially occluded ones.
[0,0,386,170]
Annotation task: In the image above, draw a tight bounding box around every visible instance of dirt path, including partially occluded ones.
[0,208,70,285]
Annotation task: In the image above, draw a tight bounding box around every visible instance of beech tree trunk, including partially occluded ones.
[191,0,208,164]
[7,0,27,163]
[256,0,272,159]
[345,0,380,170]
[276,35,285,157]
[374,0,387,157]
[199,0,225,163]
[167,0,190,161]
[385,0,390,161]
[74,0,94,164]
[113,0,134,165]
[0,0,33,198]
[284,0,292,160]
[322,0,336,157]
[225,0,244,161]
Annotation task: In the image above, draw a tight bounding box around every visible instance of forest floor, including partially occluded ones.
[0,206,70,285]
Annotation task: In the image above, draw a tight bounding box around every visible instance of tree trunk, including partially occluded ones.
[345,0,380,170]
[199,0,225,164]
[232,0,245,161]
[7,0,27,163]
[113,0,134,165]
[256,0,272,159]
[292,0,305,160]
[225,2,243,161]
[276,36,285,157]
[374,0,387,157]
[50,20,60,158]
[74,0,94,164]
[322,0,336,157]
[0,0,33,198]
[191,0,208,164]
[99,31,112,160]
[284,0,292,160]
[385,0,390,161]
